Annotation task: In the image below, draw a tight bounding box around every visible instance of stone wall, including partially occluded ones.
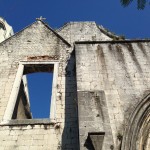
[57,22,112,44]
[0,20,78,150]
[0,122,60,150]
[0,19,149,150]
[75,41,150,150]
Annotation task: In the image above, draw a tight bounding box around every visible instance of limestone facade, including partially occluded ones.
[0,19,149,150]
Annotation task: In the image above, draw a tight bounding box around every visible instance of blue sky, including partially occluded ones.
[1,0,150,118]
[1,0,150,38]
[27,73,53,118]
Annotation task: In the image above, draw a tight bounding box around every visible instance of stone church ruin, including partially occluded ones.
[0,17,149,150]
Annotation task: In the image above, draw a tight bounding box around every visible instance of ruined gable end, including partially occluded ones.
[0,18,149,150]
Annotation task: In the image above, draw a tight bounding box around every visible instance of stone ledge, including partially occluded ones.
[0,119,57,126]
[75,39,150,44]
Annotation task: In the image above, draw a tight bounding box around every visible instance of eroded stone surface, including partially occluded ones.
[0,19,149,150]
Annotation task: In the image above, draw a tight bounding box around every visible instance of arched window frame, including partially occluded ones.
[121,93,150,150]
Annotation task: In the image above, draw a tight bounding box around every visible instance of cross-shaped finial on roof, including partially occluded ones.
[36,16,46,21]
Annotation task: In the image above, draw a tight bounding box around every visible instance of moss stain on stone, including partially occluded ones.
[126,43,142,72]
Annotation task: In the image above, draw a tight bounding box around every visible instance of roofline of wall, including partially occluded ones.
[41,21,71,47]
[0,119,60,126]
[0,20,71,47]
[74,39,150,44]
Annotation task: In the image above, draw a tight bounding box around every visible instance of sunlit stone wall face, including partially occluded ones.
[57,22,112,45]
[0,19,149,150]
[75,42,150,150]
[0,20,116,150]
[0,17,14,43]
[0,20,78,150]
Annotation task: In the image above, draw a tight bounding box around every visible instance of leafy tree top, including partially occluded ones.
[120,0,148,9]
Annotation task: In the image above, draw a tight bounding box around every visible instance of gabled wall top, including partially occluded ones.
[0,20,71,47]
[57,22,123,44]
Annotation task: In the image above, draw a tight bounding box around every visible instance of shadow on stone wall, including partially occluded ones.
[61,49,79,150]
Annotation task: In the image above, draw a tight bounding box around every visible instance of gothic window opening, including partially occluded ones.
[11,63,55,120]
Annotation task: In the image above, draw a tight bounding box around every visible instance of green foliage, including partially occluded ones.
[121,0,134,7]
[120,0,147,9]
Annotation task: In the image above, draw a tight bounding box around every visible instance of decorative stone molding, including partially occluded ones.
[121,93,150,150]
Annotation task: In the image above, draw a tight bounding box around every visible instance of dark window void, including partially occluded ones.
[12,64,54,119]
